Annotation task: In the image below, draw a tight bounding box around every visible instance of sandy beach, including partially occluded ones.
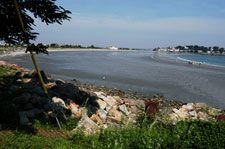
[2,49,225,109]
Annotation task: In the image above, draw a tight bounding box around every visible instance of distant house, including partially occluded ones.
[109,45,118,50]
[169,47,179,52]
[198,50,203,53]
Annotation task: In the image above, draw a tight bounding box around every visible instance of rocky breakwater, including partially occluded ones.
[1,60,225,135]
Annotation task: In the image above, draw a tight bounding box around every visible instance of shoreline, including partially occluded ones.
[3,49,225,109]
[152,53,225,72]
[0,48,148,59]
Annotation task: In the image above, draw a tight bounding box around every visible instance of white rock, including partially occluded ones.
[112,96,121,102]
[189,111,197,118]
[173,109,189,119]
[108,107,122,122]
[182,104,193,112]
[52,97,67,109]
[105,105,112,112]
[119,104,130,115]
[194,103,207,110]
[134,100,145,110]
[70,103,79,113]
[94,91,105,97]
[96,99,107,110]
[76,116,99,135]
[198,111,208,121]
[173,109,180,114]
[97,109,107,122]
[105,96,117,106]
[178,112,190,120]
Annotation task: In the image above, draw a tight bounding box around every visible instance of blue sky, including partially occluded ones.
[34,0,225,48]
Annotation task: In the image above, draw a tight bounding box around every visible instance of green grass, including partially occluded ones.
[1,120,225,148]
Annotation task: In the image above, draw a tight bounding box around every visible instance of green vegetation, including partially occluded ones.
[0,119,225,148]
[154,45,225,54]
[0,65,225,148]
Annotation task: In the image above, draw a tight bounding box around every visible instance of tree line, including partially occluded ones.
[154,45,225,54]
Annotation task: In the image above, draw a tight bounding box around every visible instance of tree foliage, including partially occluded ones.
[0,0,71,45]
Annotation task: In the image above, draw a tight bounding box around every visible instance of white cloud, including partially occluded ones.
[67,14,225,35]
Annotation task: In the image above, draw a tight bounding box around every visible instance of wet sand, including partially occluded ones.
[3,50,225,109]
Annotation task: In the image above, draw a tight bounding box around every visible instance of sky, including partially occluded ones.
[33,0,225,49]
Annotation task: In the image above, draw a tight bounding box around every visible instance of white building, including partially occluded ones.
[109,45,118,50]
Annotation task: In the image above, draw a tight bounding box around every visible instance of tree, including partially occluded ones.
[0,0,71,46]
[213,46,219,53]
[0,0,71,95]
[219,48,224,54]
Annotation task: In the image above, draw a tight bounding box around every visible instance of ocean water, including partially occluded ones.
[170,54,225,67]
[7,51,225,109]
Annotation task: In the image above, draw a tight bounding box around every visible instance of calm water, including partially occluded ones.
[170,54,225,67]
[7,51,225,109]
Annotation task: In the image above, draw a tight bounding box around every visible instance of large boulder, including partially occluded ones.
[74,116,100,135]
[12,93,31,104]
[51,82,79,100]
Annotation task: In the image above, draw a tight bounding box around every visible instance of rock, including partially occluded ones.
[170,113,178,125]
[133,100,145,111]
[194,103,207,110]
[0,60,10,66]
[24,103,34,110]
[189,111,197,118]
[105,96,117,106]
[94,91,105,97]
[30,95,48,107]
[23,78,32,83]
[96,99,107,110]
[26,108,44,118]
[19,112,30,126]
[12,93,31,104]
[14,72,24,80]
[45,82,56,88]
[55,79,65,85]
[119,104,130,115]
[80,107,88,117]
[108,107,122,122]
[52,97,67,110]
[173,109,190,120]
[51,83,79,99]
[107,116,122,124]
[127,107,136,114]
[112,96,121,102]
[198,111,208,121]
[208,107,220,116]
[33,86,44,96]
[70,103,79,113]
[16,79,22,83]
[69,101,81,117]
[90,114,104,126]
[181,104,193,112]
[97,109,107,123]
[11,64,22,70]
[75,116,99,135]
